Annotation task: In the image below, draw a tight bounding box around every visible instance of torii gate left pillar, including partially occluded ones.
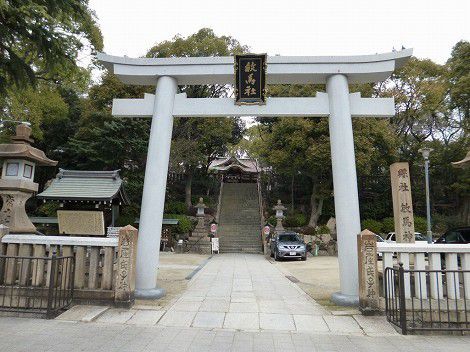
[98,50,412,304]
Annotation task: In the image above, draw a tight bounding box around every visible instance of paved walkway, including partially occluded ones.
[2,254,470,351]
[60,254,396,334]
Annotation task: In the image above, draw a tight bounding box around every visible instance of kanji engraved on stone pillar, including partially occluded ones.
[357,230,380,315]
[390,162,415,243]
[115,225,138,307]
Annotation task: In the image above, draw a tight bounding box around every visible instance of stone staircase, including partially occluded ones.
[217,183,263,253]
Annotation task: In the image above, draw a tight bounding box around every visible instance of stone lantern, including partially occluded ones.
[195,197,207,218]
[187,197,211,253]
[0,123,57,233]
[273,199,286,233]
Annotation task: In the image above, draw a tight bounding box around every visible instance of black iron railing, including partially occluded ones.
[385,264,470,334]
[0,253,74,318]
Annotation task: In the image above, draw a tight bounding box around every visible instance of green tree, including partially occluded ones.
[0,0,103,94]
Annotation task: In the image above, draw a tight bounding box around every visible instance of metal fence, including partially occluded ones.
[385,264,470,334]
[0,253,74,318]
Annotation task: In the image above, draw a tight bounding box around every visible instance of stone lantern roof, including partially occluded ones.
[0,124,57,166]
[452,151,470,169]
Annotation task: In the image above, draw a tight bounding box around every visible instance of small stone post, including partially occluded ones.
[357,229,380,315]
[115,225,138,307]
[0,224,9,240]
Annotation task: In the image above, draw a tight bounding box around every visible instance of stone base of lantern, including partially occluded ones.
[186,238,211,254]
[187,216,211,254]
[0,186,37,233]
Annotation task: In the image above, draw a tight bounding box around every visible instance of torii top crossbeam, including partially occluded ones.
[97,49,412,85]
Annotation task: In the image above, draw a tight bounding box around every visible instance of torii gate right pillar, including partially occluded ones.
[327,74,361,305]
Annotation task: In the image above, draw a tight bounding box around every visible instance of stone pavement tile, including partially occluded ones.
[199,299,230,312]
[157,310,196,327]
[323,315,363,334]
[352,315,399,336]
[293,315,330,332]
[125,310,165,325]
[192,312,225,328]
[285,301,327,315]
[56,305,109,322]
[231,296,256,303]
[223,312,259,330]
[178,295,206,302]
[259,313,295,331]
[258,300,289,314]
[231,291,256,299]
[229,302,259,313]
[170,300,202,312]
[95,308,135,324]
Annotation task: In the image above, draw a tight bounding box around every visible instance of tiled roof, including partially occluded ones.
[208,157,260,174]
[37,169,130,204]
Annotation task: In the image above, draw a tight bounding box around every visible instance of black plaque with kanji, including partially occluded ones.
[234,54,267,105]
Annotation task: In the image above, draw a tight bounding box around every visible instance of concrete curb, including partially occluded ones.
[185,255,213,280]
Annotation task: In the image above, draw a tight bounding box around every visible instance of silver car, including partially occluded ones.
[270,232,307,261]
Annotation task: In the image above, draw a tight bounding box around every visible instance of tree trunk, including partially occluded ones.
[308,183,324,228]
[290,174,295,213]
[458,195,470,225]
[185,172,193,209]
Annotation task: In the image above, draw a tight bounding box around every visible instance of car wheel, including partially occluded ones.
[301,255,306,261]
[270,250,273,258]
[274,250,279,261]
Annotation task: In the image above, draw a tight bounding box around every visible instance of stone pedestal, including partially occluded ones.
[115,225,138,307]
[0,182,37,233]
[187,216,211,254]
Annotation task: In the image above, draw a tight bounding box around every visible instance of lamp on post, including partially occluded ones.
[418,147,434,244]
[273,199,286,233]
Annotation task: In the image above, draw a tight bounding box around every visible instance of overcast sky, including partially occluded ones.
[89,0,469,64]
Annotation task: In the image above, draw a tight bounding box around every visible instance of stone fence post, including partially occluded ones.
[114,225,138,307]
[0,224,9,241]
[357,229,380,315]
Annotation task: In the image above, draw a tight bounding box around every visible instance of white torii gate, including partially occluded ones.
[98,49,412,305]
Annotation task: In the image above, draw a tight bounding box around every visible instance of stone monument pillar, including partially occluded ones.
[357,229,380,315]
[390,162,415,243]
[0,124,57,233]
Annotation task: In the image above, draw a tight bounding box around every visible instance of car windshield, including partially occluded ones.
[445,231,462,243]
[460,229,470,242]
[278,234,300,242]
[415,233,426,241]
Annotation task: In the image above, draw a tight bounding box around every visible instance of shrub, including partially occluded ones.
[164,214,195,234]
[116,205,140,227]
[284,213,307,227]
[266,215,277,226]
[414,216,427,234]
[164,201,187,215]
[37,202,60,217]
[361,219,383,234]
[316,225,330,235]
[381,217,395,233]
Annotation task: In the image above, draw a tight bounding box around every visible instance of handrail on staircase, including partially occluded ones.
[257,177,266,253]
[215,179,224,225]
